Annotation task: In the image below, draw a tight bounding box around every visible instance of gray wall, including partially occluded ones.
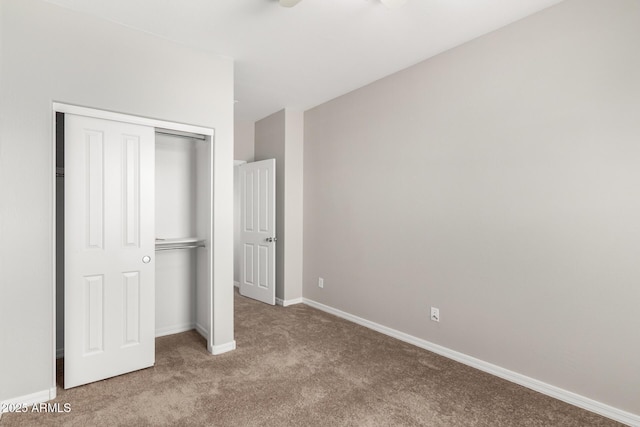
[233,120,254,284]
[255,111,287,300]
[0,0,234,402]
[303,0,640,415]
[283,110,303,302]
[234,119,255,162]
[255,109,304,303]
[233,160,247,284]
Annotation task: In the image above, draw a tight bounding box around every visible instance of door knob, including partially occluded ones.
[266,237,278,243]
[142,256,151,263]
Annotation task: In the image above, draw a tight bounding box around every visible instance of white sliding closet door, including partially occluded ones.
[64,114,155,389]
[239,159,276,305]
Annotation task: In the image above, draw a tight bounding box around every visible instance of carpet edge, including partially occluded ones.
[302,297,638,427]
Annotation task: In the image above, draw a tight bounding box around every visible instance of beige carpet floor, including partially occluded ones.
[1,291,623,426]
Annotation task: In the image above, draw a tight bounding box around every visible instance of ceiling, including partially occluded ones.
[43,0,565,122]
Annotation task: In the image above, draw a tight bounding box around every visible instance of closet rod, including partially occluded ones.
[155,244,205,252]
[155,128,206,141]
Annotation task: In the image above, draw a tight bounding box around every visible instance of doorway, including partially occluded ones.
[237,159,277,305]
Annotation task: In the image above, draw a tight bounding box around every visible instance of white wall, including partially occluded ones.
[155,135,197,336]
[303,0,640,417]
[0,0,234,403]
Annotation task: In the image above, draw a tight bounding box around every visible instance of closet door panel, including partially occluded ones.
[244,169,255,231]
[123,271,141,346]
[123,136,141,248]
[84,274,105,354]
[258,245,269,289]
[259,168,269,232]
[65,114,155,389]
[85,130,104,249]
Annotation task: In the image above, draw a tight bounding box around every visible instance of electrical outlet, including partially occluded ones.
[430,307,440,322]
[318,277,324,288]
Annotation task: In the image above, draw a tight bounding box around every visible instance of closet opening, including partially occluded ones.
[154,130,211,340]
[54,106,215,390]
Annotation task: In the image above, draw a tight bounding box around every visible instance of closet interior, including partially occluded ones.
[154,130,211,338]
[55,114,212,360]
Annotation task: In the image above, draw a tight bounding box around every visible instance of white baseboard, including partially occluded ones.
[155,323,195,338]
[1,389,55,413]
[302,298,639,427]
[194,322,208,338]
[276,297,303,307]
[198,323,235,355]
[209,340,236,355]
[236,280,301,307]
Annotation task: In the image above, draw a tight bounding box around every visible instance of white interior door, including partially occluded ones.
[239,159,276,305]
[65,114,155,389]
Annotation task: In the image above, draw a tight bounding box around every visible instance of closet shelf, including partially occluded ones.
[155,237,205,251]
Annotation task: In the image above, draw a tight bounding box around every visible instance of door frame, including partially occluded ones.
[50,102,228,397]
